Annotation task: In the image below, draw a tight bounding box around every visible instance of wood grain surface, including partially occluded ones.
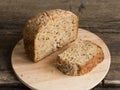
[0,0,120,32]
[0,0,120,90]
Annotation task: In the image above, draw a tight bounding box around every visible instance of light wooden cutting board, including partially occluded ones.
[11,29,111,90]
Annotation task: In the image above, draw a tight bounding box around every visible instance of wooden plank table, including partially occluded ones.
[0,0,120,90]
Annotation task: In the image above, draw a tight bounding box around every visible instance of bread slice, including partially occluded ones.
[56,39,104,76]
[23,9,78,62]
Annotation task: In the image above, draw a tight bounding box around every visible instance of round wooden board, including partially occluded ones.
[11,29,111,90]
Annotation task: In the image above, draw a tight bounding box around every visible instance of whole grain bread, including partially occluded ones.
[23,9,78,62]
[56,39,104,76]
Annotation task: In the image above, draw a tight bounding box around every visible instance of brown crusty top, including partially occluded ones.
[23,9,78,41]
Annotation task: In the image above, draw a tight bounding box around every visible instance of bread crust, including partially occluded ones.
[56,45,104,76]
[74,16,79,41]
[23,9,78,62]
[80,49,104,75]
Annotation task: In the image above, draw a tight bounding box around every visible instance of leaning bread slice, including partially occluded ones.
[23,9,78,62]
[56,39,104,76]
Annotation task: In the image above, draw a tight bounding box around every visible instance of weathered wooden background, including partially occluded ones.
[0,0,120,90]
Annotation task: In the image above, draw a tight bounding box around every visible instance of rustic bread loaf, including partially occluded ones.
[56,39,104,76]
[23,9,78,62]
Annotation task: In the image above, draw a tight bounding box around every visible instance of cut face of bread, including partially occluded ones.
[56,39,104,76]
[23,9,78,62]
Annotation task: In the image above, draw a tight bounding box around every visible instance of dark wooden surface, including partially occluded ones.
[0,0,120,90]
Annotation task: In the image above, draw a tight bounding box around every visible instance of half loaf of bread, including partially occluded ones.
[56,39,104,76]
[23,9,78,62]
